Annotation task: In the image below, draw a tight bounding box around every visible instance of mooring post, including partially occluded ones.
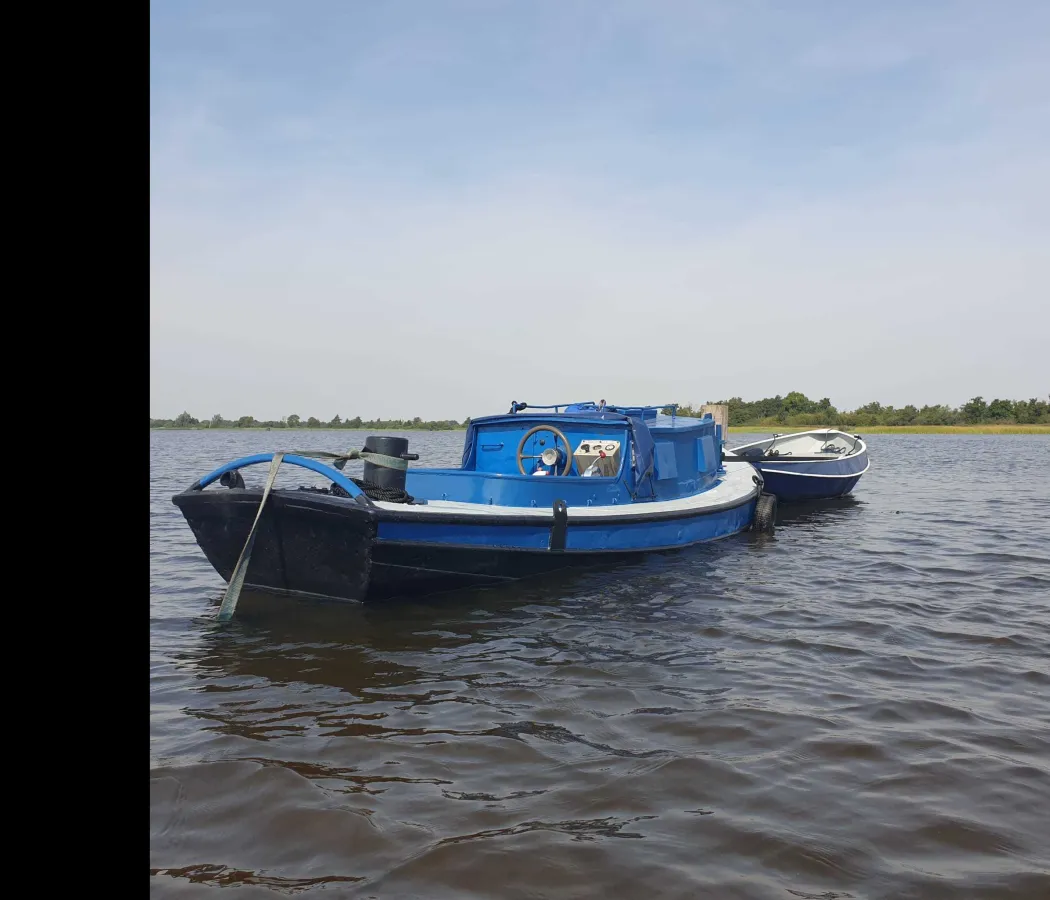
[702,404,729,444]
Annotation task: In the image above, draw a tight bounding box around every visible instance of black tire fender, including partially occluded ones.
[754,492,777,533]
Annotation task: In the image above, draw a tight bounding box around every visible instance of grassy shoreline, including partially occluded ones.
[726,424,1049,435]
[150,424,1049,435]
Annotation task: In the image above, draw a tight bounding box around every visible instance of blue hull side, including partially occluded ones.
[368,497,757,599]
[754,450,868,501]
[375,497,757,553]
[756,470,862,501]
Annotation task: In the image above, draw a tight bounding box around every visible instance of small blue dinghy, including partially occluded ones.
[172,401,776,613]
[725,429,869,501]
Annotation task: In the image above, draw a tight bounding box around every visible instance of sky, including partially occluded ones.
[150,0,1049,421]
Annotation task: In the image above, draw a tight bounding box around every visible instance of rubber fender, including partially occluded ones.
[754,492,777,534]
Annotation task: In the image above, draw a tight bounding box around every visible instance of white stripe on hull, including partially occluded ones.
[760,460,871,479]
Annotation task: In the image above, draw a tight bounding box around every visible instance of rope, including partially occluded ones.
[289,448,407,471]
[215,446,412,621]
[217,451,284,623]
[292,448,415,501]
[298,480,414,504]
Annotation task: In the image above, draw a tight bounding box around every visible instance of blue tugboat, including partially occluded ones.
[725,429,869,501]
[172,401,775,614]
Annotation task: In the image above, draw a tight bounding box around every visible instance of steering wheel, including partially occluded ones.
[516,424,573,476]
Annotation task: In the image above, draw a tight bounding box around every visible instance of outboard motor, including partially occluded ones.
[363,435,418,491]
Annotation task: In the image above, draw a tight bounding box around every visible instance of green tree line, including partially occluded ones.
[149,413,469,430]
[669,393,1050,427]
[151,394,1049,430]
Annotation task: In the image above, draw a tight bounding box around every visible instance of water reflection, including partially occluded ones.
[774,495,864,526]
[178,555,735,747]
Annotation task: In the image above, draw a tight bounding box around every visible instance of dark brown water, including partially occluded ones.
[150,430,1050,899]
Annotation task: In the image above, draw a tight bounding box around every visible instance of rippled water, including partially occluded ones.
[150,429,1050,898]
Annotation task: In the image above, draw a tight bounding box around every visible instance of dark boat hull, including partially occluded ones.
[172,489,377,602]
[367,543,644,600]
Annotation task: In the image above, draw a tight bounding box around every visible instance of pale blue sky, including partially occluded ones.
[151,1,1048,420]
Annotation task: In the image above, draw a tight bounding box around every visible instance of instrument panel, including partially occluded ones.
[573,439,622,476]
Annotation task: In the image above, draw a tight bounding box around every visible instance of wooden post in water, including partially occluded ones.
[702,404,729,438]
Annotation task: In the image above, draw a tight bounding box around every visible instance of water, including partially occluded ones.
[150,430,1050,898]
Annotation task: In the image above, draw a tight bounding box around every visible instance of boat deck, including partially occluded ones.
[373,461,758,516]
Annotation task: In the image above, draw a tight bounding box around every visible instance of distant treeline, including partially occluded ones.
[670,394,1050,427]
[149,413,468,430]
[151,394,1049,431]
